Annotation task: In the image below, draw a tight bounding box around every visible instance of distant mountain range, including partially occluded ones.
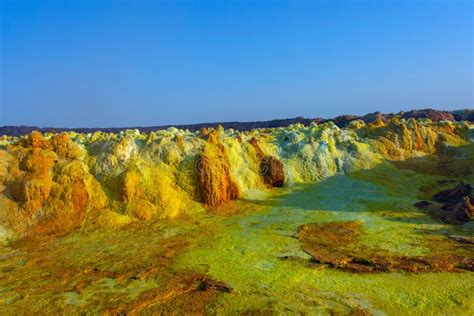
[1,108,473,136]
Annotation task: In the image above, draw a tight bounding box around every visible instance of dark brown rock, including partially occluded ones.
[442,196,474,223]
[401,109,455,122]
[421,182,474,224]
[433,182,472,203]
[260,156,285,187]
[249,137,285,188]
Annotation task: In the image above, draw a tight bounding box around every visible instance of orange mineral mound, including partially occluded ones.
[197,130,239,207]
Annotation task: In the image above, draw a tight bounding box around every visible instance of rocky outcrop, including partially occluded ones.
[197,130,239,207]
[432,183,473,223]
[414,182,473,224]
[433,182,472,203]
[0,132,107,236]
[446,196,474,223]
[9,145,55,213]
[259,156,284,188]
[249,137,284,187]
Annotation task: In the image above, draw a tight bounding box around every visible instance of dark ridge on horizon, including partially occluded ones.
[1,109,473,137]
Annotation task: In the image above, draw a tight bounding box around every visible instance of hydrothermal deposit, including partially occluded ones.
[0,116,473,314]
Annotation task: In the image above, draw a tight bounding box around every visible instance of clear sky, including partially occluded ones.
[1,0,472,127]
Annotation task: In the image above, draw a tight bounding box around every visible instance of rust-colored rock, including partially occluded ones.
[23,131,48,149]
[197,131,239,207]
[49,133,81,159]
[20,131,80,160]
[297,221,472,273]
[9,148,55,213]
[19,149,56,176]
[72,180,89,214]
[249,137,284,187]
[259,156,285,187]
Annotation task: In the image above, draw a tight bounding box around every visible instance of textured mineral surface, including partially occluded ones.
[0,116,473,314]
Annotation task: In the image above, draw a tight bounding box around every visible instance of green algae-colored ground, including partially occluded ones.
[1,155,473,314]
[176,164,473,315]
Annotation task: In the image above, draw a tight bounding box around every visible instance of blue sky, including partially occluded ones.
[1,0,472,127]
